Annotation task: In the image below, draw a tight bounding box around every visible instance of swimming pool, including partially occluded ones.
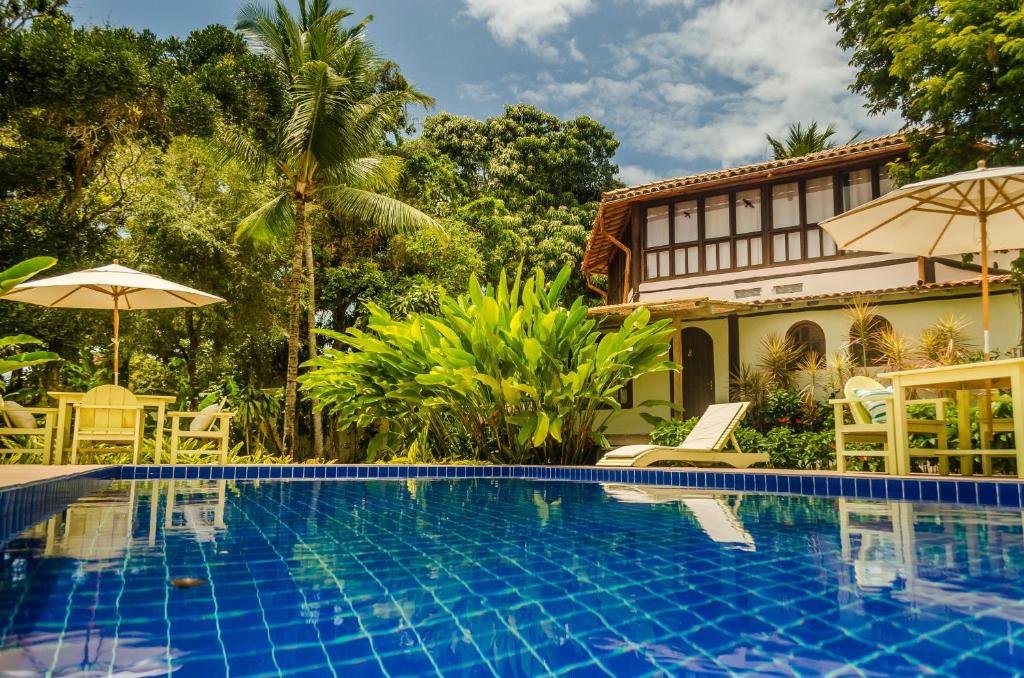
[1,475,1023,676]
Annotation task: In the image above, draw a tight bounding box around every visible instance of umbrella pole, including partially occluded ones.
[980,211,990,360]
[113,295,120,385]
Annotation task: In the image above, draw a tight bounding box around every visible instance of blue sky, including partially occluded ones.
[69,0,902,185]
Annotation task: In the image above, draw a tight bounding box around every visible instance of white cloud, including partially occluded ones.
[618,164,661,185]
[461,0,594,61]
[508,0,902,172]
[457,82,500,103]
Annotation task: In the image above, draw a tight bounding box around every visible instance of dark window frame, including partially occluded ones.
[639,157,898,283]
[787,320,827,360]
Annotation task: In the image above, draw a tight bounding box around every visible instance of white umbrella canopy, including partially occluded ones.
[820,161,1024,357]
[1,262,225,383]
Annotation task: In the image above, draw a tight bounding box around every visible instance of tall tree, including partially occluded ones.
[828,0,1024,177]
[227,0,437,456]
[765,122,859,159]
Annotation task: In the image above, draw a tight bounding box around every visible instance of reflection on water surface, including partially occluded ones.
[0,478,1022,676]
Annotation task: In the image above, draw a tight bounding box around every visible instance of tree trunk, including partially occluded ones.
[304,223,324,458]
[283,198,307,457]
[185,310,199,408]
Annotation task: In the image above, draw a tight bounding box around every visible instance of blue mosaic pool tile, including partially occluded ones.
[977,482,998,505]
[885,479,904,500]
[939,480,958,503]
[958,481,978,504]
[998,482,1021,507]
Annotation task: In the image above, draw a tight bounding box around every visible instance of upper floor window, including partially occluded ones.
[640,161,895,281]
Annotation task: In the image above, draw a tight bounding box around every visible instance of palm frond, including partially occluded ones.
[213,124,274,175]
[236,193,295,243]
[324,156,404,193]
[284,61,350,168]
[237,3,292,75]
[340,89,434,159]
[318,185,440,234]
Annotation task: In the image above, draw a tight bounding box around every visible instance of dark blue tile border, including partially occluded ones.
[4,464,1024,545]
[106,464,1024,509]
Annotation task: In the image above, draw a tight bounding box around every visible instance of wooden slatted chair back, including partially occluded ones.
[80,384,139,433]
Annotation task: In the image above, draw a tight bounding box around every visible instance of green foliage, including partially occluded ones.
[765,122,859,159]
[648,417,836,470]
[0,257,58,381]
[302,265,676,465]
[829,0,1024,177]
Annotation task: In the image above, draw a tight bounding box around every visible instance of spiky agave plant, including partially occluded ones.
[827,349,854,396]
[920,313,974,366]
[796,350,826,411]
[845,298,881,371]
[875,327,917,372]
[758,333,801,388]
[729,363,770,415]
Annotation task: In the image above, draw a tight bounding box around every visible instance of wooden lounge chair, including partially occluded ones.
[832,376,949,474]
[168,400,233,465]
[70,384,144,464]
[596,402,767,468]
[0,397,57,463]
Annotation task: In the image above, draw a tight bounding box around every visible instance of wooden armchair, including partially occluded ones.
[0,398,57,463]
[832,376,950,474]
[168,402,233,465]
[70,385,144,464]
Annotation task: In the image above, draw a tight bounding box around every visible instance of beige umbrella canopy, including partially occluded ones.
[0,262,224,383]
[820,161,1024,358]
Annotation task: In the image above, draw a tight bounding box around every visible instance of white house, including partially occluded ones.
[582,133,1021,442]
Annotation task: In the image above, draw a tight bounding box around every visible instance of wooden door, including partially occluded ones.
[681,327,715,417]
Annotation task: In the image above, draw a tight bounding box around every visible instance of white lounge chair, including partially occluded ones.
[596,402,767,468]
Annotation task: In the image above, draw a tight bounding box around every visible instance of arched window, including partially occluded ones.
[787,321,826,360]
[848,315,892,367]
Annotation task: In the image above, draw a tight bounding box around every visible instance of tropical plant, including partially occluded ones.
[302,265,676,465]
[765,122,860,159]
[0,257,59,381]
[729,363,770,421]
[845,298,883,370]
[829,0,1024,177]
[920,312,974,366]
[875,327,916,372]
[758,333,801,388]
[227,0,438,456]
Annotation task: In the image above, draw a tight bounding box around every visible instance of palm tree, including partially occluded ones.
[226,0,438,456]
[765,122,862,159]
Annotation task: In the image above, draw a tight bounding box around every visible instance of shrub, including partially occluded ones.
[302,265,676,465]
[649,418,835,470]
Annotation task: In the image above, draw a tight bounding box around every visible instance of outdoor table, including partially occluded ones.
[878,358,1024,478]
[48,391,178,465]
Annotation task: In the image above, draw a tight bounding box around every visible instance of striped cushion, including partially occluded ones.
[853,387,893,424]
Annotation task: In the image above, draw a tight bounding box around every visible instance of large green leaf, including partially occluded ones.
[0,351,59,376]
[0,257,56,293]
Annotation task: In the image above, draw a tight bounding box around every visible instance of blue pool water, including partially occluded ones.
[1,478,1023,676]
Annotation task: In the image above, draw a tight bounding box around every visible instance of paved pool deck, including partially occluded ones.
[0,465,102,489]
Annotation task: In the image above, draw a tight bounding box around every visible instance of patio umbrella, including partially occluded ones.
[0,262,224,383]
[820,161,1024,359]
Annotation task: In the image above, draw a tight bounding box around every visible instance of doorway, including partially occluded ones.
[680,327,715,417]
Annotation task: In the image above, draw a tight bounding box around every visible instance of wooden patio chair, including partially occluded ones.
[70,384,144,464]
[0,397,57,463]
[168,400,234,465]
[832,376,949,474]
